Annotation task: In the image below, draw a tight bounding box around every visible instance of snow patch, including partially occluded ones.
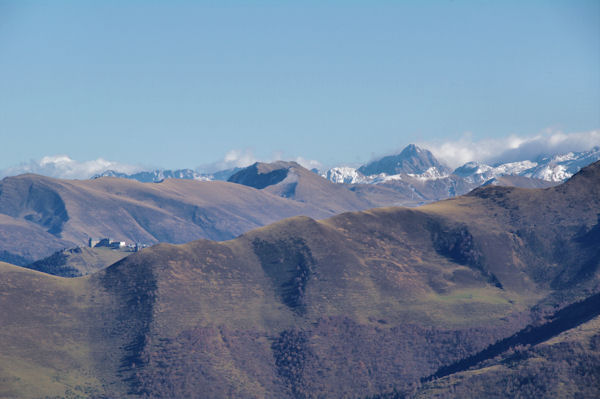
[322,167,367,184]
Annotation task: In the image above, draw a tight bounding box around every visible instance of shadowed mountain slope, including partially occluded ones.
[1,162,599,398]
[426,292,600,382]
[410,313,600,399]
[0,214,70,265]
[370,308,600,399]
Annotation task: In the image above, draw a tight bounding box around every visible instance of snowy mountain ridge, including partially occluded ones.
[323,146,600,185]
[90,145,599,188]
[93,167,241,183]
[323,167,368,184]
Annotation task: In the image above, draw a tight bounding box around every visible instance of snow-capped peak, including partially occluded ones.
[492,160,538,175]
[322,167,366,184]
[406,166,449,180]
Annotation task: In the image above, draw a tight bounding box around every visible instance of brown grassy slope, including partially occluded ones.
[86,162,600,398]
[0,262,125,399]
[0,174,336,262]
[1,162,598,398]
[0,205,523,397]
[423,161,600,294]
[90,220,523,398]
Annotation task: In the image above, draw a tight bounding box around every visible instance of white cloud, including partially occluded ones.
[222,149,255,166]
[8,130,591,180]
[198,148,258,173]
[292,156,321,171]
[0,155,142,180]
[421,129,600,168]
[199,148,321,173]
[1,150,324,181]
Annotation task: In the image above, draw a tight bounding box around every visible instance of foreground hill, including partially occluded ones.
[1,162,599,398]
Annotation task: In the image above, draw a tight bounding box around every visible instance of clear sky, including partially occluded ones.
[1,0,599,170]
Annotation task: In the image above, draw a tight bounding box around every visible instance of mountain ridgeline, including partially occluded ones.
[4,144,588,270]
[91,145,600,186]
[91,145,600,211]
[0,170,371,265]
[1,162,599,398]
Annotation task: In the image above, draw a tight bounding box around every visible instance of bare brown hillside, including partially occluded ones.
[0,161,599,398]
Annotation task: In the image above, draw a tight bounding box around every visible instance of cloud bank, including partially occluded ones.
[2,130,596,180]
[0,155,142,180]
[200,149,258,173]
[422,130,600,168]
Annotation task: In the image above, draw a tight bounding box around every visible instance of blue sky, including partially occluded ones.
[1,0,599,171]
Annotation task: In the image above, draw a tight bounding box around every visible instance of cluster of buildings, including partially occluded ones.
[88,237,147,252]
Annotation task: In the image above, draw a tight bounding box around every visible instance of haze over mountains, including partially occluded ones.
[1,144,598,268]
[1,161,599,398]
[89,144,600,186]
[92,144,600,211]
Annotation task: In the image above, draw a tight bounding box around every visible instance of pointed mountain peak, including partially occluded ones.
[358,144,450,176]
[401,143,422,154]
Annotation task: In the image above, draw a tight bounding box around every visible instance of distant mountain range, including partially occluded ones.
[91,145,600,186]
[453,147,600,183]
[324,145,600,185]
[91,146,600,205]
[94,167,242,182]
[2,146,598,267]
